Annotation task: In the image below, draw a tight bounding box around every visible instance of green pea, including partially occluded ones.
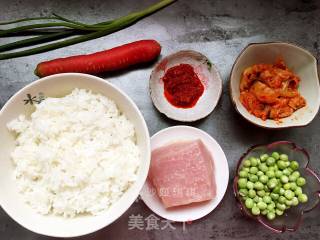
[267,202,275,211]
[260,154,269,162]
[280,175,289,184]
[257,201,267,210]
[248,189,256,198]
[238,178,248,189]
[289,175,297,182]
[243,159,251,167]
[270,193,279,200]
[292,197,299,206]
[267,178,278,189]
[278,196,286,204]
[284,190,294,200]
[290,161,299,170]
[271,152,279,160]
[239,170,248,178]
[250,167,259,174]
[277,160,287,170]
[275,170,282,178]
[259,163,269,173]
[249,174,259,182]
[245,198,254,209]
[295,187,303,195]
[276,203,286,211]
[285,200,293,206]
[263,195,272,204]
[251,206,260,215]
[280,154,289,161]
[266,170,275,178]
[253,196,260,203]
[284,161,290,168]
[239,189,248,197]
[249,175,259,183]
[267,157,276,166]
[250,157,258,167]
[290,182,298,191]
[264,185,269,192]
[297,177,306,187]
[292,171,300,178]
[259,175,269,184]
[282,168,291,176]
[283,183,291,190]
[298,193,308,203]
[267,211,276,220]
[279,188,285,195]
[269,166,276,172]
[257,171,264,177]
[272,187,280,195]
[276,209,284,216]
[257,190,266,197]
[247,181,254,189]
[261,209,268,215]
[254,182,264,191]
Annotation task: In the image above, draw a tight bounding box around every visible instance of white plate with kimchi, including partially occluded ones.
[229,42,320,129]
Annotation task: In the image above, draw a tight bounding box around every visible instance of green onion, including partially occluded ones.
[0,23,99,37]
[0,17,60,25]
[0,31,75,52]
[51,13,93,27]
[0,0,176,60]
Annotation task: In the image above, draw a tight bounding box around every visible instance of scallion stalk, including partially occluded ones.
[0,0,176,60]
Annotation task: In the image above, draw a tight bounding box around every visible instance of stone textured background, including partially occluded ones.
[0,0,319,239]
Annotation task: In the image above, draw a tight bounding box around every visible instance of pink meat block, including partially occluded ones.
[149,139,216,208]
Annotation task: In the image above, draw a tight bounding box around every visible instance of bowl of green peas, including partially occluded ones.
[233,141,320,233]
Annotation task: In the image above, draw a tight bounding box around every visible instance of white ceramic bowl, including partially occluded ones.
[230,42,320,129]
[0,73,151,237]
[150,50,222,122]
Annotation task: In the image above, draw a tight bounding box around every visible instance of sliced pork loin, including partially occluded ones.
[149,139,216,208]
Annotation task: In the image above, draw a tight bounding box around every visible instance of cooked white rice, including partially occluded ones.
[7,89,140,217]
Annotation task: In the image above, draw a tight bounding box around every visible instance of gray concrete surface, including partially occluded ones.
[0,0,319,239]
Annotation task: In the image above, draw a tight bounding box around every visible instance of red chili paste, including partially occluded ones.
[162,64,204,108]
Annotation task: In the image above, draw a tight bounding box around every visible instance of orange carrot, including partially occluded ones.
[35,40,161,77]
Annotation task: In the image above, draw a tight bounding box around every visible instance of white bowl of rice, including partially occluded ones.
[0,73,150,237]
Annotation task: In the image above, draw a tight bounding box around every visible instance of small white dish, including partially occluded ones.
[230,42,320,129]
[0,73,150,237]
[150,50,222,122]
[140,126,229,222]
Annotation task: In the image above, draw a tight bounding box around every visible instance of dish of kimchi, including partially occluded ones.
[239,58,306,120]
